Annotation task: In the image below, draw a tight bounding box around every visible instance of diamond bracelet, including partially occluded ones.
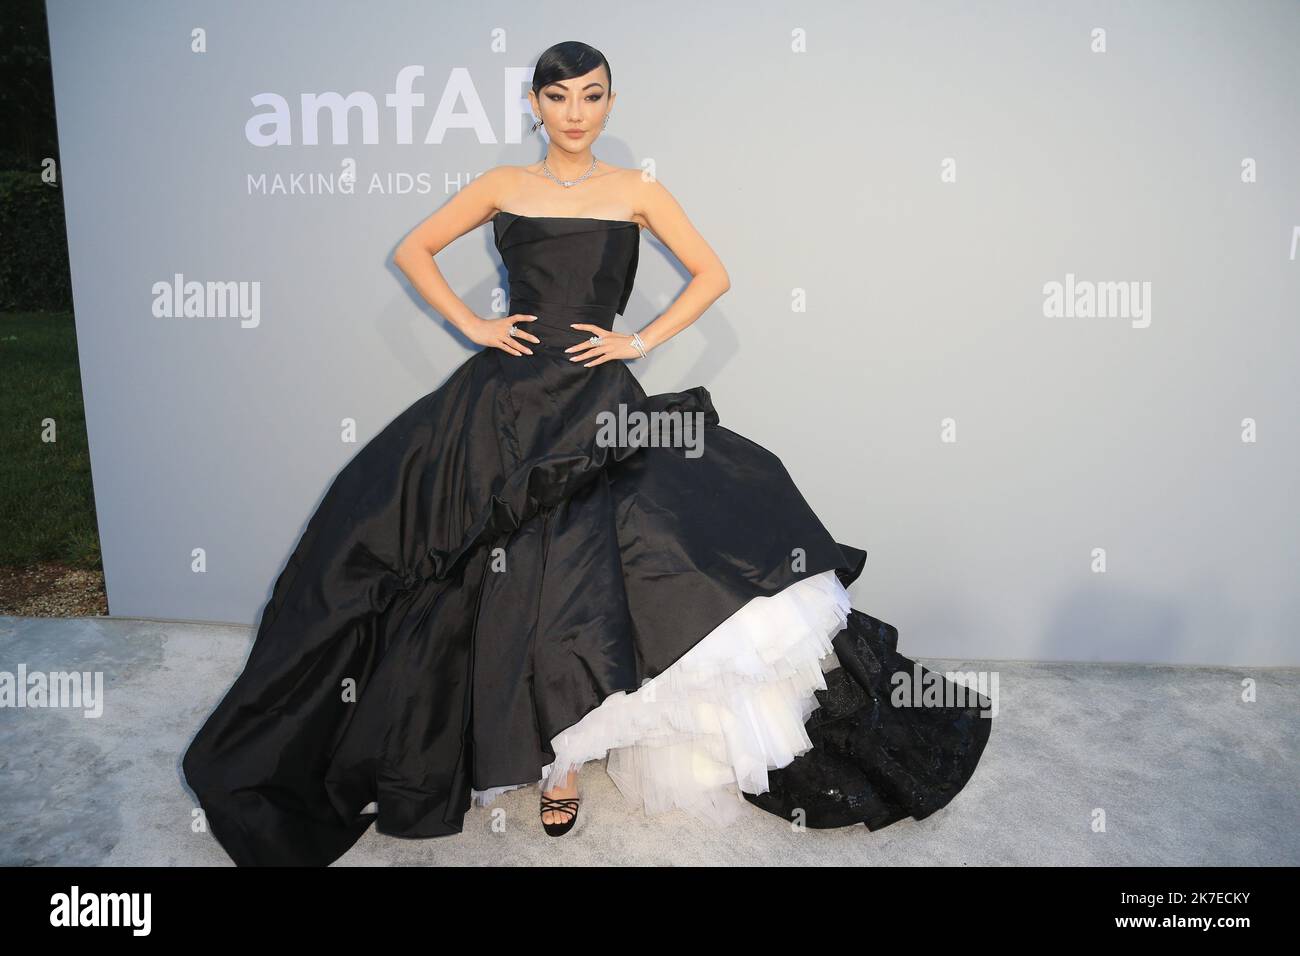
[630,332,648,359]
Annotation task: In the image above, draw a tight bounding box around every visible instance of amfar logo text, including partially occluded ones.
[245,66,541,146]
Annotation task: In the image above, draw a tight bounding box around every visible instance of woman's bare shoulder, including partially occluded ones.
[474,165,526,214]
[483,163,528,182]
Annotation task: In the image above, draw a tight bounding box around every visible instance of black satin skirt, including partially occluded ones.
[182,310,992,865]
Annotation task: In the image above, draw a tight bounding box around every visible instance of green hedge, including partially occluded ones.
[0,168,71,312]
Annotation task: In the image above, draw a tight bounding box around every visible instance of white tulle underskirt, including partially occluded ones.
[470,569,852,826]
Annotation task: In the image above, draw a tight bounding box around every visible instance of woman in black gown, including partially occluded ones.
[181,40,993,865]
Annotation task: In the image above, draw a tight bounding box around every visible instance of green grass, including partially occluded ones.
[0,311,101,568]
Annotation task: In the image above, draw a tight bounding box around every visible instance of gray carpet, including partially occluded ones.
[1,614,1295,866]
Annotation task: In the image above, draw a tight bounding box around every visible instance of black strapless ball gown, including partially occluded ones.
[181,211,994,866]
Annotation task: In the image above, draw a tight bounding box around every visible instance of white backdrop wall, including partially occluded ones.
[45,0,1300,665]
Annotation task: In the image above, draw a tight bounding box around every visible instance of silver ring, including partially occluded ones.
[588,335,604,345]
[508,325,519,338]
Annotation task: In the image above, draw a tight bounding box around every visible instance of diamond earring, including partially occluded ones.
[531,113,607,134]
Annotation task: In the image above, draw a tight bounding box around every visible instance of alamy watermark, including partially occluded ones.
[594,403,706,459]
[891,664,998,717]
[0,665,104,718]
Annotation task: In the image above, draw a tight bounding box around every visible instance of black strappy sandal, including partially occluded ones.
[539,792,582,836]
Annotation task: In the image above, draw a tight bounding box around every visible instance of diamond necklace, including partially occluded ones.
[541,155,598,188]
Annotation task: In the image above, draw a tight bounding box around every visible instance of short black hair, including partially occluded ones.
[530,41,612,97]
